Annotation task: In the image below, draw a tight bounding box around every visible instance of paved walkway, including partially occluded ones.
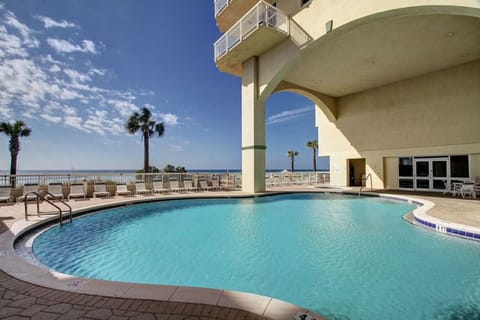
[0,268,267,320]
[0,187,479,320]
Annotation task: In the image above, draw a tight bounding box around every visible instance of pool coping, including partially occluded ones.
[1,190,479,320]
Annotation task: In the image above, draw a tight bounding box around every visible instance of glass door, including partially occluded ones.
[432,159,448,191]
[415,160,430,190]
[413,158,449,191]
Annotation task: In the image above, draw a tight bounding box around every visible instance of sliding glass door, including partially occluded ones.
[413,157,448,191]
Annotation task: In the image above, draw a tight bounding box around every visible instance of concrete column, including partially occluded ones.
[242,57,266,193]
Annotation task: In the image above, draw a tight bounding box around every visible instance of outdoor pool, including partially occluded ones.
[33,193,480,320]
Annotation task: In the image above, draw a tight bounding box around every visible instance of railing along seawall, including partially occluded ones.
[0,171,329,189]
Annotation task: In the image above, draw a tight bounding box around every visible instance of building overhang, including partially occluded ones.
[282,10,480,97]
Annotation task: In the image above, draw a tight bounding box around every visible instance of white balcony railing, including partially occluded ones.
[214,1,289,61]
[214,0,229,16]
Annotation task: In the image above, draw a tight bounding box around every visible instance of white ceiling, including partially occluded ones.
[283,14,480,97]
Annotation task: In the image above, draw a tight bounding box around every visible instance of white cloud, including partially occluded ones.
[64,68,91,83]
[267,106,313,125]
[47,38,98,54]
[36,16,77,29]
[41,114,62,123]
[171,145,184,152]
[107,99,139,117]
[159,113,178,126]
[0,25,29,57]
[81,40,96,53]
[4,11,39,48]
[0,104,14,120]
[49,64,61,73]
[0,5,159,139]
[64,115,86,131]
[88,68,105,77]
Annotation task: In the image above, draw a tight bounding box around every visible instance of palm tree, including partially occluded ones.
[287,150,299,173]
[126,107,165,175]
[0,120,32,187]
[306,139,318,172]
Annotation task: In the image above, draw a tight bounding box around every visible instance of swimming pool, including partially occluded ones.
[33,193,480,320]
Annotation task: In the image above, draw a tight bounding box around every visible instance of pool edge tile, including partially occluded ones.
[122,283,178,300]
[169,286,222,305]
[217,290,272,315]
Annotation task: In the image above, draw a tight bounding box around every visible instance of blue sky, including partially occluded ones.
[0,1,328,171]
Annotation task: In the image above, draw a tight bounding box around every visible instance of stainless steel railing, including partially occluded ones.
[23,191,72,225]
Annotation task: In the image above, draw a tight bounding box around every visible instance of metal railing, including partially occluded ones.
[23,191,72,225]
[214,0,229,16]
[214,0,289,61]
[1,171,330,195]
[360,173,373,192]
[266,172,330,187]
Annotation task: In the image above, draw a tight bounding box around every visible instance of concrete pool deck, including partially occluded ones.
[0,187,479,320]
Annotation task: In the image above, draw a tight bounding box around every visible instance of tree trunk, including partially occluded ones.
[313,148,317,172]
[291,157,295,173]
[10,152,17,188]
[143,132,149,177]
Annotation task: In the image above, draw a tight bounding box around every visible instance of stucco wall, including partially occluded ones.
[292,0,480,41]
[316,60,480,188]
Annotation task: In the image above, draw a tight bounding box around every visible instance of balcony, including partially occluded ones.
[215,0,275,32]
[214,1,289,76]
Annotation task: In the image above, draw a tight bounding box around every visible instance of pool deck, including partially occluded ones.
[0,186,479,320]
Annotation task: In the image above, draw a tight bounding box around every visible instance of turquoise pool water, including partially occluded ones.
[33,193,480,320]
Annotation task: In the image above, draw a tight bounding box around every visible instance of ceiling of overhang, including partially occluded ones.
[282,14,480,97]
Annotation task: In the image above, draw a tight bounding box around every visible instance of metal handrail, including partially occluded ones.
[360,173,373,193]
[214,0,229,16]
[24,191,72,225]
[214,0,289,61]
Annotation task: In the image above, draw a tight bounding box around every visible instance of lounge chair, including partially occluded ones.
[0,186,13,203]
[16,184,39,202]
[199,180,214,191]
[210,179,225,190]
[93,182,111,198]
[135,182,152,196]
[169,178,184,192]
[152,179,168,193]
[68,183,86,200]
[183,180,198,192]
[116,183,133,197]
[45,183,64,200]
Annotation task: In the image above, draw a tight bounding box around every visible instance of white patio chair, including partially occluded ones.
[169,179,184,192]
[199,180,214,191]
[460,182,476,199]
[475,177,480,197]
[68,184,86,200]
[116,183,133,197]
[210,179,225,190]
[183,180,198,192]
[135,182,152,196]
[0,186,13,203]
[16,184,39,202]
[152,179,168,193]
[45,183,64,200]
[93,183,111,198]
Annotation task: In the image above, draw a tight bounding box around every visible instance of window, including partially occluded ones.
[399,157,413,177]
[450,155,469,178]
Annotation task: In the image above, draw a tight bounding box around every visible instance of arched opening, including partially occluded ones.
[264,91,329,176]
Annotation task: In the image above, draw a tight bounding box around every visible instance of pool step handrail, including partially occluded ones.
[23,191,72,225]
[360,173,373,193]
